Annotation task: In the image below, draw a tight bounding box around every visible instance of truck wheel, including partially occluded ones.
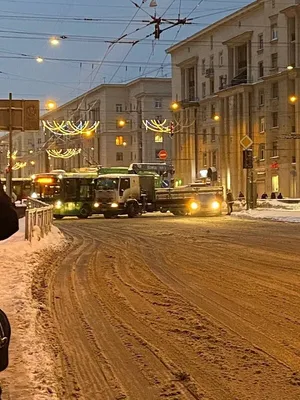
[77,205,90,219]
[54,215,64,220]
[127,203,139,218]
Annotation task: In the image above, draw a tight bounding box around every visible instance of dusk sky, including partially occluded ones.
[0,0,250,109]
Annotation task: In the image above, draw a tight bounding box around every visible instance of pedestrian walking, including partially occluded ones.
[0,182,19,241]
[226,189,234,215]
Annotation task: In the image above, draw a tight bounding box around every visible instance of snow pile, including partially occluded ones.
[257,199,300,210]
[234,208,300,223]
[0,219,65,399]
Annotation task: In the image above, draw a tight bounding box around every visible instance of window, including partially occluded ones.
[202,59,206,75]
[202,106,207,121]
[259,116,265,132]
[259,90,264,106]
[79,179,93,200]
[155,134,163,143]
[210,79,215,95]
[272,0,275,8]
[210,35,213,50]
[203,129,207,144]
[116,152,123,161]
[116,104,123,112]
[258,61,264,78]
[203,152,207,166]
[155,99,162,108]
[272,82,278,98]
[209,55,214,69]
[37,138,42,144]
[258,33,264,50]
[115,136,124,146]
[202,82,206,98]
[219,51,223,67]
[272,141,278,157]
[271,53,278,69]
[211,127,216,142]
[211,104,216,119]
[219,75,227,90]
[271,23,278,40]
[272,111,278,127]
[188,66,196,100]
[64,179,77,201]
[212,151,217,167]
[258,143,265,160]
[119,178,130,195]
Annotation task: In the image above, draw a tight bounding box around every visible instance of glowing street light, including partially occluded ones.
[117,119,126,128]
[30,160,36,166]
[50,37,60,46]
[170,102,180,111]
[289,95,297,103]
[45,100,57,110]
[213,115,220,121]
[287,65,294,70]
[83,130,92,137]
[36,56,44,63]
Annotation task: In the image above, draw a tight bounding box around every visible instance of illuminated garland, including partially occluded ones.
[43,120,100,136]
[142,119,171,133]
[7,150,18,160]
[12,162,27,170]
[46,148,82,159]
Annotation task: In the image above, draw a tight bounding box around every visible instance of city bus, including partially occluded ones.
[1,178,31,201]
[31,171,99,219]
[128,163,175,187]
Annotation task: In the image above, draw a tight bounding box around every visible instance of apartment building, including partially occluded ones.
[167,0,300,197]
[42,77,172,172]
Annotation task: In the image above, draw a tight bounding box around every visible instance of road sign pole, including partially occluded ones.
[6,93,13,198]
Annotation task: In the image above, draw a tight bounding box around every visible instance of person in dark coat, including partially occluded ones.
[0,182,19,241]
[277,192,283,199]
[271,192,276,199]
[261,192,268,199]
[226,189,234,215]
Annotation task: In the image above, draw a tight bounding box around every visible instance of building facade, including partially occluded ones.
[42,77,172,172]
[168,0,300,198]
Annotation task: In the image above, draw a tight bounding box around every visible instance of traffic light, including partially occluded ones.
[243,149,253,169]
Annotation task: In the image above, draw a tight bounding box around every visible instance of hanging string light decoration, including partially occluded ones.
[7,150,18,160]
[43,120,100,136]
[12,162,27,171]
[46,148,82,159]
[142,119,171,133]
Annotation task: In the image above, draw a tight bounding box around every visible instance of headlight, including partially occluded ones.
[211,201,220,210]
[190,201,199,210]
[111,202,118,208]
[55,200,62,209]
[94,202,100,208]
[31,192,37,199]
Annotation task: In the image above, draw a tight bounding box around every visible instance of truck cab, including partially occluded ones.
[94,174,151,218]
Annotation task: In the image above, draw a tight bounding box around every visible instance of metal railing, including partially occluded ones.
[25,198,53,242]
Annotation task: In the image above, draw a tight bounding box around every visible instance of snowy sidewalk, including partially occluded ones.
[0,219,65,400]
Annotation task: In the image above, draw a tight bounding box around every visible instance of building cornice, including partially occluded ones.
[166,0,263,54]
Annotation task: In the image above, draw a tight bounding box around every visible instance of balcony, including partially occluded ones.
[205,68,214,78]
[230,68,247,87]
[180,97,200,108]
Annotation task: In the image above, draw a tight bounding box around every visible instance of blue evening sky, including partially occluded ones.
[0,0,250,108]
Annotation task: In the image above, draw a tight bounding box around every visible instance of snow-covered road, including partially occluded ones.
[32,215,300,400]
[0,219,65,400]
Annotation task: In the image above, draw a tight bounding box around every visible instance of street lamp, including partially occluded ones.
[170,101,180,111]
[50,37,60,46]
[36,56,44,63]
[45,100,57,111]
[289,95,297,103]
[117,119,126,128]
[213,115,220,121]
[287,65,294,71]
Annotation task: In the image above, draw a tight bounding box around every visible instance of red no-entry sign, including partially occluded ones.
[158,149,168,160]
